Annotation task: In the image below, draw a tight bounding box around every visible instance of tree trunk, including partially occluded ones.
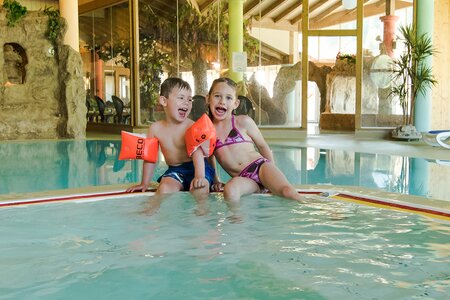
[192,57,208,96]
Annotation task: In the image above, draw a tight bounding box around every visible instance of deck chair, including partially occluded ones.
[422,130,450,149]
[190,95,207,121]
[236,95,256,119]
[94,96,106,122]
[112,95,130,124]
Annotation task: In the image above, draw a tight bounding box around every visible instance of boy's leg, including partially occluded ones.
[157,177,183,194]
[258,163,304,202]
[142,177,183,215]
[190,185,210,216]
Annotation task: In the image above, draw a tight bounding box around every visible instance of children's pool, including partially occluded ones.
[1,139,449,299]
[0,193,449,299]
[0,139,449,201]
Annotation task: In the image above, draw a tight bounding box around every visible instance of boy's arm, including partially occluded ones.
[190,149,208,190]
[126,125,158,193]
[242,116,274,162]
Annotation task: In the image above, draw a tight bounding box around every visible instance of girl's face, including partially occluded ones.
[208,82,239,120]
[160,87,192,122]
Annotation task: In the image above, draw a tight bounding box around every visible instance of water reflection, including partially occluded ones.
[0,140,164,195]
[0,141,449,201]
[270,146,449,202]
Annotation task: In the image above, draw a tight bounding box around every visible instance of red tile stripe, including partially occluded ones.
[333,193,450,219]
[0,189,157,207]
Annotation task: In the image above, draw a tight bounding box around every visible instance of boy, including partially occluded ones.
[126,77,214,201]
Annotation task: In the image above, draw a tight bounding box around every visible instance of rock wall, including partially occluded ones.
[326,58,379,114]
[0,10,86,140]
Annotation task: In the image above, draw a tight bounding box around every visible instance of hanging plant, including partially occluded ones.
[2,0,28,27]
[42,6,63,45]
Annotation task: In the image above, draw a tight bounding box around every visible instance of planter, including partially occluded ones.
[391,124,422,141]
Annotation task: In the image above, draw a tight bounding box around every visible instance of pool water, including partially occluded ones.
[0,193,449,299]
[1,140,449,201]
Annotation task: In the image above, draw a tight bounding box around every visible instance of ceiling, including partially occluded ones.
[193,0,413,31]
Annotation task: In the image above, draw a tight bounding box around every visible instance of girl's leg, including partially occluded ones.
[258,163,304,201]
[223,176,260,203]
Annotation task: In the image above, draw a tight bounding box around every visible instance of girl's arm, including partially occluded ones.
[207,155,225,192]
[240,115,274,162]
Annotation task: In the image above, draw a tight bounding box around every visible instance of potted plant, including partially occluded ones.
[390,24,437,140]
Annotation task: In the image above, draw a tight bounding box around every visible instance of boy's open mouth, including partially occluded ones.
[178,107,188,117]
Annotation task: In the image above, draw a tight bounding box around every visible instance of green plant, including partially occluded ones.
[391,25,437,125]
[2,0,27,27]
[42,6,63,44]
[336,52,356,64]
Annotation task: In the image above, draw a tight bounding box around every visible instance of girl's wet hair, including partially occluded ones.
[208,77,237,95]
[160,77,191,98]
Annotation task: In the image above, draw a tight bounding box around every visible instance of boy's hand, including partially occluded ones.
[190,177,209,190]
[211,182,225,192]
[126,183,149,193]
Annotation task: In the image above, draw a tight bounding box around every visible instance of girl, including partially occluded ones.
[207,77,304,203]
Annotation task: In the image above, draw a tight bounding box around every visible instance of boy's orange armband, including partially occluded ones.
[119,131,159,162]
[185,113,216,157]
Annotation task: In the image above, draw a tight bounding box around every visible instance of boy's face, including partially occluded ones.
[159,87,193,122]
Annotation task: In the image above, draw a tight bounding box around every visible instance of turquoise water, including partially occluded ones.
[0,194,449,299]
[1,139,449,201]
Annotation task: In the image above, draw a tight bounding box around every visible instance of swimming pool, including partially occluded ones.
[0,192,449,299]
[1,139,449,201]
[1,139,449,299]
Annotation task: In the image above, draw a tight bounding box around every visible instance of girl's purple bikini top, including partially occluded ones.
[215,115,253,150]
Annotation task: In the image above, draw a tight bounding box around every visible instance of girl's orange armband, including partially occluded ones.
[119,131,159,162]
[185,113,216,157]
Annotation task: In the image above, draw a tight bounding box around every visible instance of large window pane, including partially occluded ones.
[361,6,413,128]
[311,35,356,131]
[79,3,131,125]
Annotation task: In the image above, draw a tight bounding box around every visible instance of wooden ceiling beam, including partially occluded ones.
[289,0,327,25]
[312,0,412,29]
[273,1,303,23]
[310,1,342,25]
[261,0,287,18]
[199,0,215,12]
[244,0,261,17]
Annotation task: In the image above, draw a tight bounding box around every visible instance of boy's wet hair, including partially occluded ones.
[208,77,237,95]
[160,77,191,98]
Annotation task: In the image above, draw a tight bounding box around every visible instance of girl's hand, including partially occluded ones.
[211,182,225,192]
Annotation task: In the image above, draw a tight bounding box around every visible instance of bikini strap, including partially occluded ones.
[231,114,236,129]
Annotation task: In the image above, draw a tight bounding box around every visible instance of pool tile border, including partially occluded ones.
[0,189,449,222]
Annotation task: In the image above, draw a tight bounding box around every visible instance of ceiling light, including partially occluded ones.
[342,0,357,10]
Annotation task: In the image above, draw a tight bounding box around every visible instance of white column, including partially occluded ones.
[59,0,80,51]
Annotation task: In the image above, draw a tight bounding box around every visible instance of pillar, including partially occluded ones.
[59,0,80,51]
[379,15,399,57]
[414,0,434,132]
[228,0,244,82]
[409,158,429,198]
[95,54,104,99]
